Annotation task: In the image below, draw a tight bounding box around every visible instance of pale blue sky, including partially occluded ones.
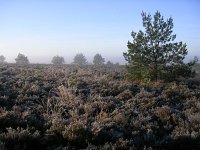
[0,0,199,63]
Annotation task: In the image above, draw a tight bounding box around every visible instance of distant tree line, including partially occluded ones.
[53,53,119,66]
[0,53,119,66]
[0,53,30,65]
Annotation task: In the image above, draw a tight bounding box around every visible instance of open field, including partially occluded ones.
[0,64,200,149]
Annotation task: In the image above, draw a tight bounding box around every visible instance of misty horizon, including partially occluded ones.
[4,54,126,64]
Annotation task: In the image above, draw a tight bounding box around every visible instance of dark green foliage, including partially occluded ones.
[123,11,194,81]
[93,53,105,65]
[51,55,65,65]
[15,53,29,65]
[161,63,196,81]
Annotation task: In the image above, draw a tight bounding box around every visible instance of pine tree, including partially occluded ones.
[123,11,192,81]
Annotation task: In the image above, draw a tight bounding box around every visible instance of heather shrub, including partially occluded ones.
[0,64,200,149]
[48,116,65,135]
[0,141,6,150]
[0,111,26,130]
[116,89,133,101]
[0,127,40,150]
[22,109,45,131]
[62,120,90,147]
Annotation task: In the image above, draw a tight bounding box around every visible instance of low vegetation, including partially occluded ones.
[0,63,200,149]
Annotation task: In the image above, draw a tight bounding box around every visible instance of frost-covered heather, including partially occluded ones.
[0,64,200,150]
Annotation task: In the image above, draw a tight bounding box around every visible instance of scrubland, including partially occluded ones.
[0,64,200,150]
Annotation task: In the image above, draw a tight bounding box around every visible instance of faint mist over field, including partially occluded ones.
[5,55,126,64]
[4,53,197,65]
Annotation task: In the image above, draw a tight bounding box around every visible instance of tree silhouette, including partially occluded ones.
[0,55,6,63]
[15,53,29,65]
[51,55,65,65]
[93,53,105,65]
[73,53,87,66]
